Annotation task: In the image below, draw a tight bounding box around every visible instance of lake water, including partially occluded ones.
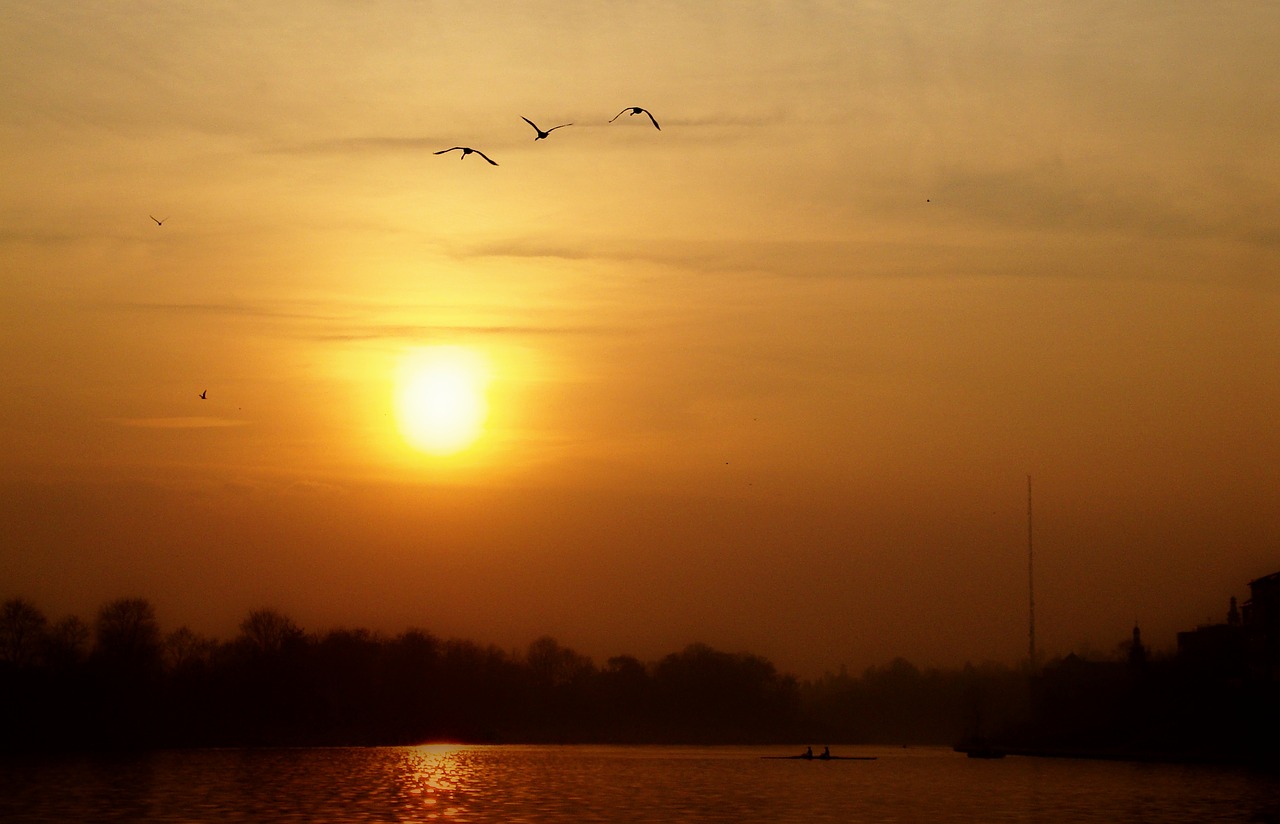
[2,744,1278,823]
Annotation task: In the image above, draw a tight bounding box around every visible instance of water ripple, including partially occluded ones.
[2,745,1278,823]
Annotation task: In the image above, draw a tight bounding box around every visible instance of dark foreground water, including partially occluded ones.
[3,745,1279,823]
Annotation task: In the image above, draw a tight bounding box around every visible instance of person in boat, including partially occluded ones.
[803,746,813,759]
[818,746,831,760]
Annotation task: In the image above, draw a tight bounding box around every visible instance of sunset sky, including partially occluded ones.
[3,1,1277,677]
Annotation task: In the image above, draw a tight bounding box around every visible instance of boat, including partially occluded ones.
[762,749,876,761]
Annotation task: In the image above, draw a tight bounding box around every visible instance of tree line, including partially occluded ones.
[1,596,1027,751]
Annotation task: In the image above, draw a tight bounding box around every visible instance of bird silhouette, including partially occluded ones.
[433,147,498,165]
[199,390,206,399]
[150,215,168,226]
[521,116,571,140]
[609,107,660,130]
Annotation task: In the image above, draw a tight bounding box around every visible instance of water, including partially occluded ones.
[2,745,1278,823]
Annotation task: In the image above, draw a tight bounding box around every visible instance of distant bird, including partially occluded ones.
[610,107,660,130]
[199,390,206,400]
[150,215,168,226]
[521,116,571,140]
[433,147,498,165]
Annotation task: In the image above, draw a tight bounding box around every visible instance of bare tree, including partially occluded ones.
[165,625,217,673]
[238,608,304,659]
[94,597,162,672]
[44,615,90,669]
[1,597,48,668]
[527,636,595,687]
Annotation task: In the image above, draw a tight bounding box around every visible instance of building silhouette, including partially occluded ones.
[1178,571,1280,684]
[1006,568,1280,763]
[1241,571,1280,682]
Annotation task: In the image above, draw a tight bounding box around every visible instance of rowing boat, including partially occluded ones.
[761,753,877,761]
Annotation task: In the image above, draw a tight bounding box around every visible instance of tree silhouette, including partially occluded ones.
[88,598,163,745]
[382,628,442,741]
[231,608,310,744]
[520,636,597,740]
[43,615,90,671]
[93,598,162,673]
[0,598,47,668]
[22,591,1243,755]
[238,608,304,659]
[526,635,595,687]
[164,626,217,675]
[652,643,800,742]
[596,655,653,741]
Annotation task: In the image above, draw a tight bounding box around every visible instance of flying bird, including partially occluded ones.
[199,390,206,400]
[433,147,498,165]
[521,116,572,140]
[150,215,168,226]
[610,107,660,130]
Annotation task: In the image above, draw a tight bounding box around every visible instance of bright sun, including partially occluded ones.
[393,346,490,455]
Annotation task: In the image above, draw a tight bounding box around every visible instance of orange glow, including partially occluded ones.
[2,3,1277,680]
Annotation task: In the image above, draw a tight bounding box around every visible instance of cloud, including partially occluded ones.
[455,239,608,263]
[262,108,778,160]
[116,299,344,323]
[283,479,349,497]
[111,417,248,429]
[0,229,85,246]
[661,111,790,129]
[926,155,1280,252]
[457,236,933,281]
[263,136,448,155]
[308,323,603,343]
[113,298,604,341]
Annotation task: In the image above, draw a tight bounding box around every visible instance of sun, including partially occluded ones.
[393,346,490,455]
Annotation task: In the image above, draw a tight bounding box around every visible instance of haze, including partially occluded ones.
[2,1,1277,678]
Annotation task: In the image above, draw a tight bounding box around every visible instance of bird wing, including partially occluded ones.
[609,109,629,123]
[548,123,572,132]
[150,215,161,224]
[521,116,540,132]
[474,150,499,166]
[642,109,661,130]
[433,147,463,155]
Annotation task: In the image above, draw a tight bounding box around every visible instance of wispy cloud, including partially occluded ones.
[661,111,790,129]
[929,158,1280,250]
[264,136,447,155]
[308,323,605,343]
[112,298,605,340]
[283,479,349,497]
[0,228,92,247]
[263,109,777,159]
[455,239,606,263]
[111,417,248,429]
[457,236,934,280]
[114,299,346,323]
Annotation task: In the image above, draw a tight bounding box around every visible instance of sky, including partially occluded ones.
[2,1,1278,678]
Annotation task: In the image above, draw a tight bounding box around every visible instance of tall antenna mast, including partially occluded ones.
[1027,474,1036,668]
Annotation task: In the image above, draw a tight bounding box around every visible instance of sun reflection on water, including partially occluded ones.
[397,744,481,821]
